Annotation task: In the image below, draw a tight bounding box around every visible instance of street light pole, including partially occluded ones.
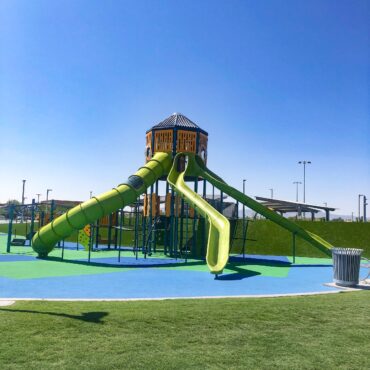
[269,188,273,199]
[90,191,93,199]
[358,194,364,222]
[298,161,311,203]
[21,179,26,205]
[46,189,52,202]
[46,189,53,216]
[363,195,367,222]
[36,194,41,203]
[293,181,302,202]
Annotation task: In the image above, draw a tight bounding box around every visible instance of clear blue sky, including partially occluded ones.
[0,0,369,216]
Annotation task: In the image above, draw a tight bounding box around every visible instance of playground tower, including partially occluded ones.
[145,113,208,164]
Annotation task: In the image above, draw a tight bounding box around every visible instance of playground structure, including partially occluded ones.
[31,113,333,274]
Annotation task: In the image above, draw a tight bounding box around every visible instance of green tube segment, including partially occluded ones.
[168,154,230,274]
[191,155,333,256]
[32,152,172,257]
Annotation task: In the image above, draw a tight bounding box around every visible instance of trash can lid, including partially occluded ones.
[332,247,363,255]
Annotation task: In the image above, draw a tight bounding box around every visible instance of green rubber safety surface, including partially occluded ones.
[160,261,290,277]
[287,256,332,265]
[0,259,131,279]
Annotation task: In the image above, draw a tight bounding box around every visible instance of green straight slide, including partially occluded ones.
[32,152,172,257]
[168,154,230,274]
[189,154,333,256]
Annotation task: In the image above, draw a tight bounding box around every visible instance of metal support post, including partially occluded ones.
[170,187,175,256]
[7,204,15,253]
[154,180,159,252]
[185,198,189,263]
[164,182,169,255]
[88,224,93,263]
[107,213,112,248]
[292,232,296,264]
[202,179,207,258]
[148,184,154,255]
[30,198,35,245]
[134,199,140,259]
[114,211,119,249]
[95,220,100,249]
[118,208,124,262]
[142,193,147,255]
[192,178,198,256]
[179,198,184,256]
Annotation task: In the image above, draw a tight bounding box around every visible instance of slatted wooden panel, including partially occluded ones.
[99,213,117,226]
[177,130,196,153]
[143,193,160,217]
[154,129,173,152]
[165,194,182,217]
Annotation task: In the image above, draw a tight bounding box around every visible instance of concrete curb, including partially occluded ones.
[0,290,345,302]
[0,300,15,306]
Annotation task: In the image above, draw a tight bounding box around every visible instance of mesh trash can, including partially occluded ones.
[332,248,363,287]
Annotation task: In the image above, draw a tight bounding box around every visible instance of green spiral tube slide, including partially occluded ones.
[191,155,333,255]
[168,154,230,274]
[32,152,172,257]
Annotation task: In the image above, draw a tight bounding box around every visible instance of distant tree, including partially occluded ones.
[3,200,21,219]
[7,199,21,206]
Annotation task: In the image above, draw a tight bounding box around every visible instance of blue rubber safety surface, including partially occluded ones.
[0,255,36,262]
[0,251,360,299]
[0,265,352,299]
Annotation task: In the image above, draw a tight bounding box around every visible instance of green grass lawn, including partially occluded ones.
[0,292,369,369]
[232,220,370,258]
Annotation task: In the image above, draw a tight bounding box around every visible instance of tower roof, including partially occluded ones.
[148,113,208,135]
